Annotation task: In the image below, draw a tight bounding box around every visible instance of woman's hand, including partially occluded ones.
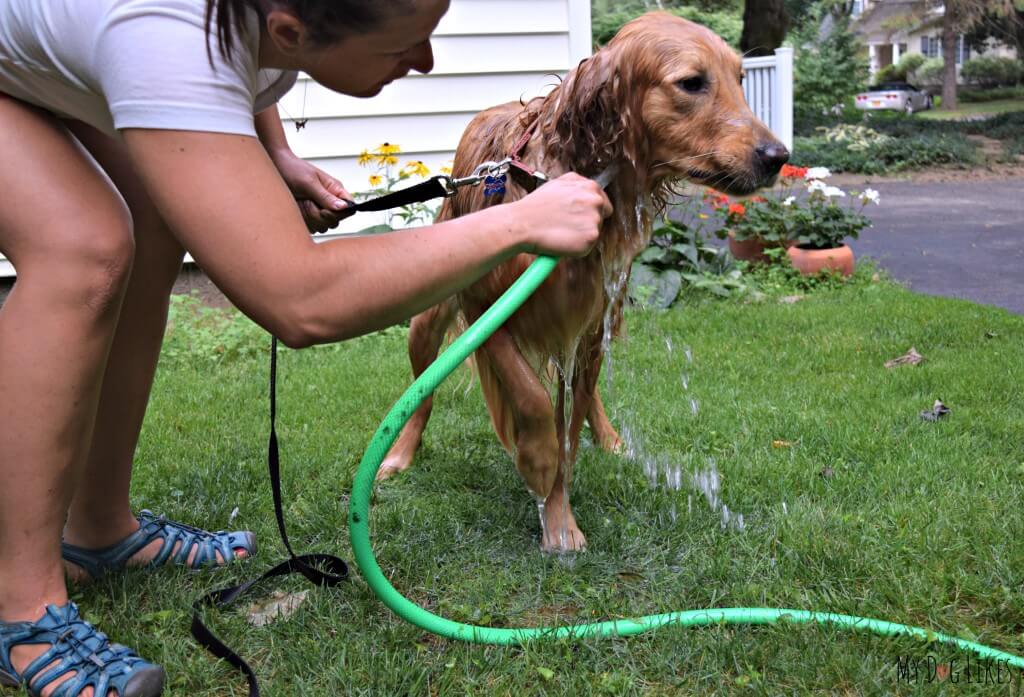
[509,173,612,257]
[270,150,355,233]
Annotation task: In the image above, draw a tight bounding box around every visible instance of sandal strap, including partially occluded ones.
[0,603,163,697]
[62,511,256,578]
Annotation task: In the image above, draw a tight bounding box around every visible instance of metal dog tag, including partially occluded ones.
[484,174,507,197]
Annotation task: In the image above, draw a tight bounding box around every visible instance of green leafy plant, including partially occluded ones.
[815,123,893,152]
[628,218,748,307]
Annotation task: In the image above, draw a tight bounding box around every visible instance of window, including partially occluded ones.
[920,35,941,58]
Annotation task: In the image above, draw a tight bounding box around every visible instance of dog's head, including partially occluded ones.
[546,12,788,197]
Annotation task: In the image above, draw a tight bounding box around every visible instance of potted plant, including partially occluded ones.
[783,168,879,276]
[709,165,879,276]
[707,188,792,263]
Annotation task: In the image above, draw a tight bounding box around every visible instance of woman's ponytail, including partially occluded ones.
[204,0,257,61]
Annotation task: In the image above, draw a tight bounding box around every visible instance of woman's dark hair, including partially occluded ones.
[205,0,417,60]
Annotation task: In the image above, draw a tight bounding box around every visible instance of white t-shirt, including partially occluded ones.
[0,0,297,138]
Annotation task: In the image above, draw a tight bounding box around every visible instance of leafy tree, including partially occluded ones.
[963,2,1024,63]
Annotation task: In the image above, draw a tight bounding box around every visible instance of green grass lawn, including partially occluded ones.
[72,275,1024,695]
[919,97,1024,120]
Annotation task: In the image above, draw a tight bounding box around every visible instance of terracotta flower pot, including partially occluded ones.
[787,244,855,277]
[727,232,790,264]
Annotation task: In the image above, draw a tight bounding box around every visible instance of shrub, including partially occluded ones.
[875,53,926,83]
[792,10,868,121]
[913,57,945,87]
[593,7,742,47]
[794,130,978,173]
[960,85,1024,102]
[960,56,1024,88]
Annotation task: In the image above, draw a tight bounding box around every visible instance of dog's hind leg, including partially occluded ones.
[378,298,460,481]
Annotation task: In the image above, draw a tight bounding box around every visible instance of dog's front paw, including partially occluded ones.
[539,495,587,552]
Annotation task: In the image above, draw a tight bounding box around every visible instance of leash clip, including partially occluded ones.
[438,158,514,196]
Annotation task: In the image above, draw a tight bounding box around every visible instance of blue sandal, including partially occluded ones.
[0,602,164,696]
[62,510,257,579]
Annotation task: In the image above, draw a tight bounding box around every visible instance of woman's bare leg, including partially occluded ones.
[61,121,247,574]
[0,96,135,695]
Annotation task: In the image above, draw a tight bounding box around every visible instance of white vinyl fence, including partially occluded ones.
[0,6,796,277]
[742,47,795,154]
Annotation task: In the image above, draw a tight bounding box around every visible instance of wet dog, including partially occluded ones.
[378,12,788,551]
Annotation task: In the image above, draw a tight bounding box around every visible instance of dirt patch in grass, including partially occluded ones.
[172,264,233,309]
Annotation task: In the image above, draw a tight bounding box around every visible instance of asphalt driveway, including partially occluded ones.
[845,174,1024,315]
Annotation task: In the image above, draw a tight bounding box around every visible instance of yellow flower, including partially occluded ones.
[378,142,401,155]
[357,150,373,167]
[403,160,430,178]
[377,155,399,166]
[439,165,453,175]
[368,174,383,187]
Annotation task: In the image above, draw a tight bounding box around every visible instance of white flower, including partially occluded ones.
[782,196,796,207]
[807,179,827,194]
[861,188,881,205]
[823,186,846,198]
[805,167,831,180]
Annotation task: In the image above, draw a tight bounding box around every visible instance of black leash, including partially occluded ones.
[190,338,348,697]
[189,161,553,695]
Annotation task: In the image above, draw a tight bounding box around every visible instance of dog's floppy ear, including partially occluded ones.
[549,40,648,174]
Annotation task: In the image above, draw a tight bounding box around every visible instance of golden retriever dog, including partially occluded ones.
[378,12,789,551]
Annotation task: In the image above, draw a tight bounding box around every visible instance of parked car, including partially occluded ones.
[854,82,933,114]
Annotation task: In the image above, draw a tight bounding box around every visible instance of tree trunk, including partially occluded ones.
[741,0,790,57]
[940,5,959,111]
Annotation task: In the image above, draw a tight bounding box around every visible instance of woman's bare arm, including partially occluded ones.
[123,129,607,347]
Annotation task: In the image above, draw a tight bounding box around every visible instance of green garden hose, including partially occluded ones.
[347,254,1024,666]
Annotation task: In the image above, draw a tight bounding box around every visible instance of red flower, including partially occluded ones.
[780,164,808,179]
[728,203,746,217]
[751,196,767,203]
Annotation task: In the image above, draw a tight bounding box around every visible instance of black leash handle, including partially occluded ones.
[342,176,451,214]
[190,337,349,697]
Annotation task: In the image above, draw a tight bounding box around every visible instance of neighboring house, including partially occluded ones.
[852,0,1018,81]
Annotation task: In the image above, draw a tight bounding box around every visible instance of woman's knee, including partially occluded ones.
[23,204,136,311]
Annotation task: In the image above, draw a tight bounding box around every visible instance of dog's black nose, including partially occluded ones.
[755,142,790,176]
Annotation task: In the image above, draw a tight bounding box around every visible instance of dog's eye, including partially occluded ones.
[677,76,707,94]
